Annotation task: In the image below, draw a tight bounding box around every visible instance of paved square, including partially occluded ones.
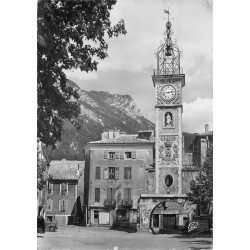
[37,225,212,250]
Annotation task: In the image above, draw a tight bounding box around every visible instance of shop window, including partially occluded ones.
[95,167,100,180]
[164,175,173,187]
[95,188,100,202]
[124,167,132,180]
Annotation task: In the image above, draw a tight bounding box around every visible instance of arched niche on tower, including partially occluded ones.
[163,111,174,128]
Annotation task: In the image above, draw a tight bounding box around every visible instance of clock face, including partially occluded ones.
[160,85,176,101]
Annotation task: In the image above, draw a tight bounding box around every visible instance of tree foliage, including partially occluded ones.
[37,143,48,190]
[187,144,213,213]
[37,0,126,147]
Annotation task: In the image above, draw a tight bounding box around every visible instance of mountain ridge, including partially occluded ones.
[47,80,196,160]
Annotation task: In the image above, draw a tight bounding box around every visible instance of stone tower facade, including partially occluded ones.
[153,74,185,195]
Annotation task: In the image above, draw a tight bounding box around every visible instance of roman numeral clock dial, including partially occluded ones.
[160,85,176,101]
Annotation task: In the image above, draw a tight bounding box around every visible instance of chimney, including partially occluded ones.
[108,130,114,139]
[101,131,109,140]
[113,130,120,139]
[205,124,209,133]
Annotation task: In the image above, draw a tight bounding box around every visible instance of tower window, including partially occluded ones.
[164,175,173,187]
[165,112,173,127]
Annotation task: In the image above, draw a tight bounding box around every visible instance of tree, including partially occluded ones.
[187,144,213,218]
[37,0,126,147]
[37,142,49,190]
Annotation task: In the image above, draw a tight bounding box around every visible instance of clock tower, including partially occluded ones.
[138,11,197,234]
[152,15,185,195]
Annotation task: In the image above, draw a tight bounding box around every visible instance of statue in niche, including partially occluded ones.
[165,112,173,126]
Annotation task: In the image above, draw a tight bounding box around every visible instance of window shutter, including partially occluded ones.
[104,151,108,159]
[59,200,62,211]
[128,188,131,201]
[124,188,128,201]
[64,200,68,211]
[103,167,108,180]
[96,167,100,180]
[115,151,120,159]
[132,151,136,159]
[111,188,115,201]
[95,188,100,202]
[115,167,119,180]
[120,152,124,159]
[129,167,132,179]
[107,188,111,201]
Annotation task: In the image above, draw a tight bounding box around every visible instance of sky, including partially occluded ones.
[65,0,213,133]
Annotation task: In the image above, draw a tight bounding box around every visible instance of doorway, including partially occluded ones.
[163,214,176,228]
[94,211,99,225]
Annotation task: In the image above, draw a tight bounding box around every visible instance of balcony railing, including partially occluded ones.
[104,199,116,207]
[121,199,133,207]
[153,68,183,76]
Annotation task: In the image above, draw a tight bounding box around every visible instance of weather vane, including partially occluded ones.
[163,8,171,22]
[153,7,182,76]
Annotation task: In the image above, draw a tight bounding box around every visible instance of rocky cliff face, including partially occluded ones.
[47,80,154,160]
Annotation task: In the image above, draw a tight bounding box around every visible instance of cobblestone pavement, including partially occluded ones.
[37,225,212,250]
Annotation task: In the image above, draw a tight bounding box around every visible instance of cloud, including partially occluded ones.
[65,0,213,133]
[183,97,213,133]
[64,69,98,81]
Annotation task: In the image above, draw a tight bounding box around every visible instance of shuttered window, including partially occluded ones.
[95,167,100,180]
[115,167,119,180]
[48,183,53,195]
[115,151,120,159]
[95,188,100,202]
[60,183,68,195]
[59,199,68,212]
[132,151,136,159]
[47,199,53,210]
[108,167,115,179]
[125,152,132,159]
[104,151,108,159]
[103,167,108,180]
[108,152,115,159]
[124,188,131,202]
[107,188,115,201]
[124,167,132,180]
[120,152,124,159]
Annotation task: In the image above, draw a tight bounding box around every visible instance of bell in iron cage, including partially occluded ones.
[165,44,172,56]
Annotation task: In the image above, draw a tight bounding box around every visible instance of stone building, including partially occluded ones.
[83,130,154,228]
[189,124,213,168]
[45,160,84,225]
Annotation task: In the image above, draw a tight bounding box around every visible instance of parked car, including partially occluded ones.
[37,216,45,234]
[45,220,58,232]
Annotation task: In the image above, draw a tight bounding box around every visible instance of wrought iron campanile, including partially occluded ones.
[154,10,182,76]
